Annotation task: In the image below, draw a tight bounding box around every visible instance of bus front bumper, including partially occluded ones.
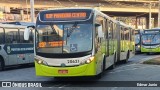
[35,61,96,77]
[141,47,160,52]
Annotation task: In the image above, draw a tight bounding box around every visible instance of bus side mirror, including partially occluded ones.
[97,26,104,38]
[95,23,101,27]
[24,28,30,40]
[95,23,104,38]
[24,26,35,40]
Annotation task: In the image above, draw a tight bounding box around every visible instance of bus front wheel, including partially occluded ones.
[110,54,116,69]
[124,51,130,63]
[95,58,105,79]
[0,57,5,71]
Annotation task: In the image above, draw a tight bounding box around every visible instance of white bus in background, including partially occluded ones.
[0,24,34,70]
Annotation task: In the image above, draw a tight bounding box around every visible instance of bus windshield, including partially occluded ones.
[135,34,140,44]
[142,34,160,45]
[36,23,92,54]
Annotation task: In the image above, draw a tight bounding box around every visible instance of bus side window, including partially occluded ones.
[29,30,34,43]
[20,28,33,43]
[97,25,104,42]
[95,25,99,47]
[19,29,24,43]
[5,28,19,44]
[95,24,102,52]
[108,22,113,40]
[0,28,4,44]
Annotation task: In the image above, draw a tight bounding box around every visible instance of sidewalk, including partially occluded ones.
[142,56,160,65]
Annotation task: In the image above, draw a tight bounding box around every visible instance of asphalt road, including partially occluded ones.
[0,53,160,90]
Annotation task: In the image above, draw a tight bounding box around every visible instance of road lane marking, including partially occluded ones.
[52,84,64,87]
[58,84,71,88]
[111,87,118,90]
[47,84,70,88]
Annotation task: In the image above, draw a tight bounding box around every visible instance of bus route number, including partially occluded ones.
[67,60,79,63]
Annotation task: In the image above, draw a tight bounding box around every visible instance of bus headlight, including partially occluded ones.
[37,60,43,64]
[137,45,140,48]
[85,56,94,64]
[35,57,48,65]
[80,56,95,65]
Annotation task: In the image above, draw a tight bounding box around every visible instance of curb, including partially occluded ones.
[139,56,160,64]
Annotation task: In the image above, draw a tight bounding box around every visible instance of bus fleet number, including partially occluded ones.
[67,60,79,63]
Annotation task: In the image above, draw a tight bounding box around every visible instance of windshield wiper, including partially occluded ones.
[64,22,78,45]
[151,34,157,44]
[50,24,57,34]
[152,34,157,39]
[67,22,78,38]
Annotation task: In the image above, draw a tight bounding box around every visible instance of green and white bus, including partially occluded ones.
[135,29,143,53]
[24,8,135,77]
[0,24,34,70]
[141,28,160,54]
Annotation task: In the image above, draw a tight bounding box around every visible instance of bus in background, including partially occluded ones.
[24,8,135,78]
[2,22,35,26]
[135,29,143,54]
[0,24,34,70]
[141,28,160,54]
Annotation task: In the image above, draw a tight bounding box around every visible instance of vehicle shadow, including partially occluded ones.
[145,52,160,55]
[0,63,34,72]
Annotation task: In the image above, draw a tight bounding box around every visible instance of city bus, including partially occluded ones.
[135,29,143,53]
[24,8,135,78]
[0,24,34,70]
[141,28,160,54]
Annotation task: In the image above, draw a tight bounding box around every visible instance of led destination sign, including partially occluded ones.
[38,41,64,48]
[40,9,92,21]
[45,12,87,19]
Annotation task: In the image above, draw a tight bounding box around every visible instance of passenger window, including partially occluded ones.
[108,22,113,39]
[20,28,33,43]
[0,28,4,44]
[97,25,104,38]
[5,28,19,44]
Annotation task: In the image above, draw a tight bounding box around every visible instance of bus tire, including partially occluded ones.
[95,71,102,79]
[0,56,5,71]
[110,54,116,69]
[95,57,105,79]
[124,51,130,63]
[103,56,106,71]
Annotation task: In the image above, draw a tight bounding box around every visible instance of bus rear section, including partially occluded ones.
[0,24,34,70]
[141,29,160,54]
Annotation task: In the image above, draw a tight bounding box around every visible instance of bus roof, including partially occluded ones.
[0,23,27,29]
[1,22,35,26]
[143,28,160,34]
[144,28,160,31]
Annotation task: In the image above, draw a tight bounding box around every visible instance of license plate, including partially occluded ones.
[58,70,68,74]
[18,54,24,58]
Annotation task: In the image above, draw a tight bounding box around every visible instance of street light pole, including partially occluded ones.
[158,0,160,27]
[26,0,28,21]
[30,0,35,22]
[149,1,152,29]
